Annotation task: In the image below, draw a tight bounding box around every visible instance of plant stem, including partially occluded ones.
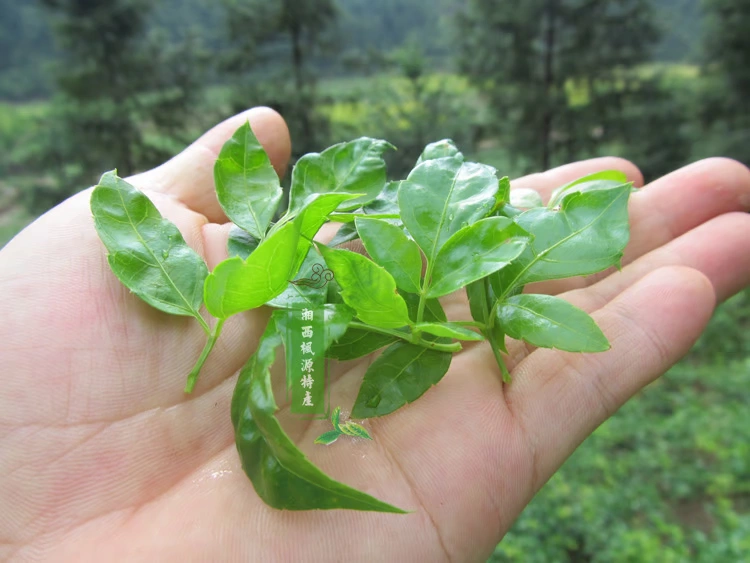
[414,253,437,339]
[485,330,511,383]
[185,319,225,393]
[194,313,211,335]
[349,321,461,353]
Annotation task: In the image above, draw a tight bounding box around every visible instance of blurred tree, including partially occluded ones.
[653,0,703,62]
[336,0,460,62]
[456,0,669,173]
[359,45,480,178]
[699,0,750,165]
[222,0,337,156]
[0,2,55,100]
[32,0,204,211]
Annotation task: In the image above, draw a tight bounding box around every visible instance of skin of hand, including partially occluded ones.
[1,107,750,563]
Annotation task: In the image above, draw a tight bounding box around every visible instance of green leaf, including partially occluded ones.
[466,279,508,353]
[231,318,405,512]
[494,176,511,211]
[326,328,397,361]
[488,324,509,355]
[363,180,401,215]
[355,217,423,294]
[204,221,300,319]
[351,341,452,418]
[90,171,208,319]
[466,279,490,326]
[227,224,259,260]
[414,322,484,341]
[267,248,329,308]
[398,156,498,263]
[316,245,411,329]
[510,188,543,209]
[548,170,629,208]
[327,182,401,249]
[427,217,529,298]
[294,193,362,240]
[214,121,282,239]
[399,291,448,326]
[320,304,356,348]
[329,212,399,223]
[492,183,632,297]
[288,137,395,214]
[331,406,342,431]
[339,421,373,440]
[250,194,357,307]
[314,430,341,446]
[496,294,610,352]
[328,222,360,247]
[286,192,363,276]
[416,139,464,164]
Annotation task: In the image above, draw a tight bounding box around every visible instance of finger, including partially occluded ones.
[507,266,715,494]
[568,211,750,312]
[129,107,291,223]
[528,157,750,296]
[622,157,750,270]
[511,156,644,201]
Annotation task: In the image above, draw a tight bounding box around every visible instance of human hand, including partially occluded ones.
[2,108,750,562]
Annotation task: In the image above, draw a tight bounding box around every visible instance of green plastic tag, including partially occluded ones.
[286,306,327,416]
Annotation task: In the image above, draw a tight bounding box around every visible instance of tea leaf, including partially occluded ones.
[351,341,452,418]
[231,318,406,512]
[294,193,362,240]
[91,171,208,321]
[339,421,373,440]
[427,217,529,298]
[326,329,397,360]
[416,139,464,164]
[331,406,342,431]
[204,221,300,319]
[215,121,282,239]
[287,192,363,274]
[329,222,359,247]
[288,137,394,214]
[466,278,508,354]
[495,176,511,210]
[355,217,422,294]
[413,322,484,341]
[398,156,498,263]
[316,246,411,329]
[496,294,610,352]
[548,170,629,208]
[266,248,328,308]
[492,184,632,297]
[227,224,259,260]
[363,180,401,215]
[314,430,341,446]
[320,304,356,348]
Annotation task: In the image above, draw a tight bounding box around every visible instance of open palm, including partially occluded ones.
[2,108,750,562]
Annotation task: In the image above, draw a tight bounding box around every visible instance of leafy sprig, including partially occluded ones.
[314,407,373,445]
[91,125,632,513]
